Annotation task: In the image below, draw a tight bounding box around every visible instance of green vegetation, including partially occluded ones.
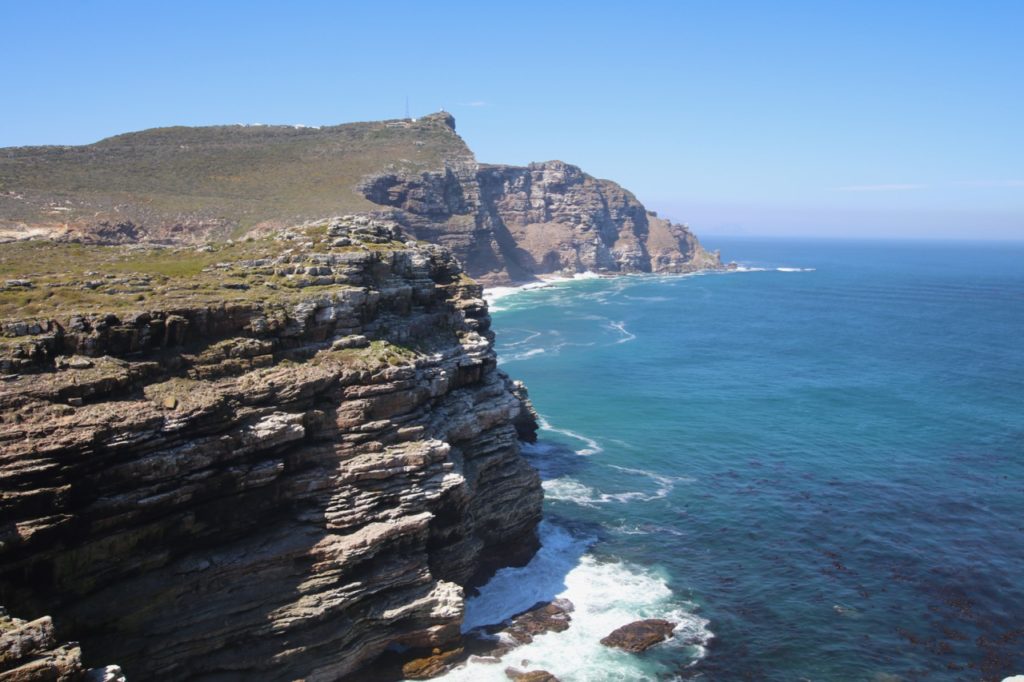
[0,224,376,318]
[0,114,470,238]
[321,339,420,371]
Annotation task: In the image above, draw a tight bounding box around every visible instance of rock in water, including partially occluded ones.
[495,598,575,646]
[599,619,678,653]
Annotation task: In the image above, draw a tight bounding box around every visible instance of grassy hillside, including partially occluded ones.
[0,113,469,240]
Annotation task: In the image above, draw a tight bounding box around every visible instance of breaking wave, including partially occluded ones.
[440,522,713,682]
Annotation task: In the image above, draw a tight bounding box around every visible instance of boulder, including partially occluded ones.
[599,619,677,653]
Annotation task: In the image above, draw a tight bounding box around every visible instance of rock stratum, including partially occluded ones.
[0,217,543,680]
[0,113,721,284]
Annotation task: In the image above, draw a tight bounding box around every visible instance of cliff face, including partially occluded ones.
[360,158,722,285]
[0,218,542,680]
[0,113,721,285]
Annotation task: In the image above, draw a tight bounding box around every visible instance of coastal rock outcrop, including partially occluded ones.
[0,608,123,682]
[0,113,722,285]
[599,619,678,653]
[359,158,722,284]
[0,217,542,680]
[489,598,574,648]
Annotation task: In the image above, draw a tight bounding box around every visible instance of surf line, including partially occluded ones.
[537,415,602,456]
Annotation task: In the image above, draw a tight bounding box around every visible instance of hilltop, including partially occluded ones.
[0,112,721,284]
[0,113,465,243]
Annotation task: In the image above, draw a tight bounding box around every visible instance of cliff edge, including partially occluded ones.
[0,217,542,680]
[362,158,721,284]
[0,113,721,284]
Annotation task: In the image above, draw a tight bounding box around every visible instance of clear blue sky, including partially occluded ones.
[4,1,1022,239]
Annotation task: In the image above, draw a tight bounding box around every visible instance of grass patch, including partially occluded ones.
[0,114,468,237]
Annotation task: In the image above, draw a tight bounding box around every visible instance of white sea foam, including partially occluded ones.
[542,478,603,506]
[483,272,602,309]
[543,463,692,508]
[608,464,696,494]
[498,337,595,366]
[605,320,637,345]
[729,265,815,274]
[497,347,546,365]
[440,523,713,682]
[542,478,666,506]
[537,416,602,455]
[461,522,591,632]
[502,330,542,347]
[608,521,689,538]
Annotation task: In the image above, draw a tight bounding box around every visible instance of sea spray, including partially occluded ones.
[440,523,712,682]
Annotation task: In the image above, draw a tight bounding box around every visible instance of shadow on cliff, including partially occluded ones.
[454,438,605,633]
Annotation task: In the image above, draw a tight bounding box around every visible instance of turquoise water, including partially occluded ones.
[449,238,1024,681]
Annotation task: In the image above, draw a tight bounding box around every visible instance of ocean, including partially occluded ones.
[438,237,1024,681]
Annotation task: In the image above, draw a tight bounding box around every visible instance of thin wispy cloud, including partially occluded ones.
[833,183,928,192]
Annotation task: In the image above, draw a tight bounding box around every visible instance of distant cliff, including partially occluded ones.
[0,218,542,680]
[362,157,721,284]
[0,113,721,284]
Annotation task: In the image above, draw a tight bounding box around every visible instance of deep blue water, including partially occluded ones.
[453,238,1024,682]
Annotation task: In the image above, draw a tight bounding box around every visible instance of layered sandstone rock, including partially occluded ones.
[360,158,722,285]
[0,218,542,680]
[0,609,124,682]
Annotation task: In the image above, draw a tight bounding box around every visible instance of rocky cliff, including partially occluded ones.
[0,113,721,284]
[0,217,542,680]
[362,157,721,284]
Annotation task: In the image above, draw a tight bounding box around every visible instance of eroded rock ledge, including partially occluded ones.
[0,218,543,680]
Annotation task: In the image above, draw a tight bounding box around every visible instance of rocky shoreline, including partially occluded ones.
[0,113,723,286]
[0,111,722,680]
[0,218,543,680]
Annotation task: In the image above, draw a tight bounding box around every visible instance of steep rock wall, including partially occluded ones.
[0,112,722,286]
[0,218,542,680]
[360,159,722,284]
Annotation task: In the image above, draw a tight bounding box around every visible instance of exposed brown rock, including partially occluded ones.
[600,619,678,653]
[401,646,465,680]
[0,608,122,682]
[360,159,722,285]
[0,219,543,680]
[494,598,574,646]
[0,113,721,285]
[454,597,576,667]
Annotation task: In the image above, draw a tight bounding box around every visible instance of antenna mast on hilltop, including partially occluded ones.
[405,95,410,120]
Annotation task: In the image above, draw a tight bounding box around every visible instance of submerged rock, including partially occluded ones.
[600,619,678,653]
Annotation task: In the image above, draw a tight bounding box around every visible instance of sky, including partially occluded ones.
[3,1,1022,240]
